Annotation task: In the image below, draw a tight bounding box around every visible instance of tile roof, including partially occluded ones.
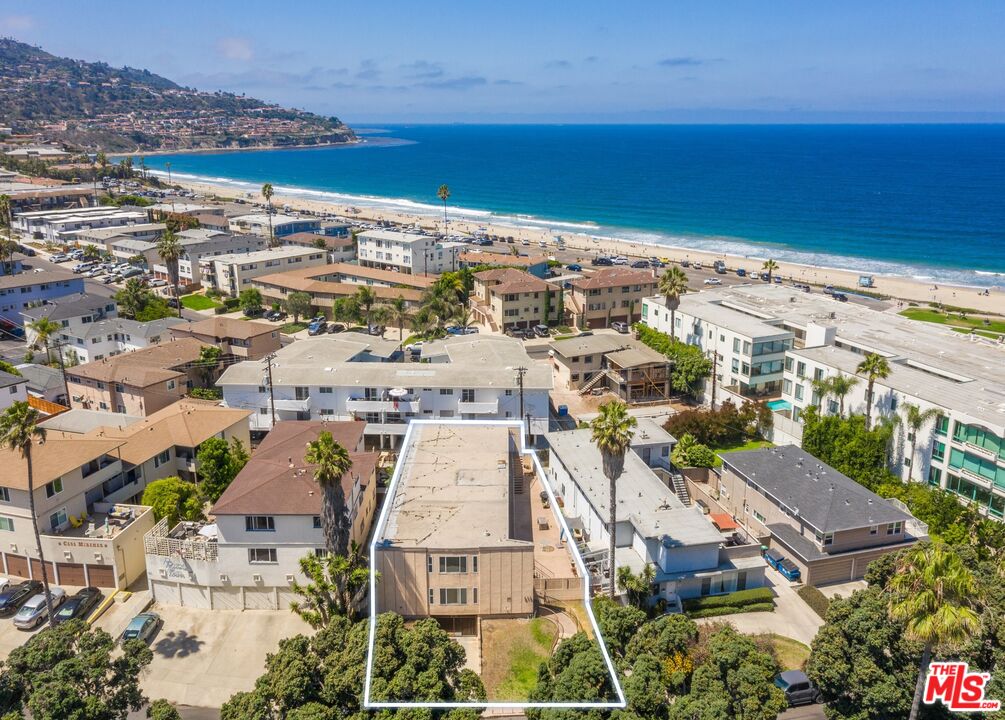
[0,435,124,490]
[571,267,657,289]
[253,268,424,303]
[67,337,205,386]
[171,317,277,341]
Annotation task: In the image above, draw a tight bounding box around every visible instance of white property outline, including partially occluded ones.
[364,419,627,709]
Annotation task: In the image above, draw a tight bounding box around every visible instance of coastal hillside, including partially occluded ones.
[0,38,355,152]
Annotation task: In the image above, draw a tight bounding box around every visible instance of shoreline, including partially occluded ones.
[166,175,1005,314]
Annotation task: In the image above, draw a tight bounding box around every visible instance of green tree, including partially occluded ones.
[196,344,222,388]
[437,183,451,237]
[0,360,20,376]
[828,374,859,418]
[115,278,153,319]
[634,324,711,398]
[289,542,371,626]
[671,433,716,468]
[901,402,939,482]
[304,431,353,555]
[197,436,249,503]
[761,258,779,283]
[283,291,312,323]
[141,476,204,527]
[658,266,689,340]
[0,402,54,629]
[623,613,698,668]
[239,288,264,316]
[156,229,183,317]
[28,316,61,366]
[388,295,409,357]
[81,243,101,261]
[856,352,891,430]
[528,632,617,708]
[890,543,980,720]
[146,700,182,720]
[262,183,276,247]
[0,193,16,276]
[353,286,377,326]
[616,564,656,611]
[590,400,638,598]
[0,619,153,719]
[800,406,894,490]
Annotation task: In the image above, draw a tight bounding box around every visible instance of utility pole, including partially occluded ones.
[264,352,278,428]
[708,348,718,409]
[514,366,528,443]
[50,339,71,408]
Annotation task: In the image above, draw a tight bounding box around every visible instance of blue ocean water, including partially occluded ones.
[144,125,1005,285]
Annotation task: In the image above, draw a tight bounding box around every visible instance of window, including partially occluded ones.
[439,588,468,605]
[473,587,478,604]
[822,532,834,546]
[319,387,333,394]
[245,516,276,532]
[887,521,903,535]
[928,467,942,487]
[428,588,435,604]
[248,548,278,564]
[461,389,475,403]
[782,379,792,395]
[0,517,13,531]
[49,508,67,530]
[153,449,170,468]
[0,487,9,503]
[794,384,804,401]
[45,478,63,498]
[312,516,322,529]
[935,415,949,436]
[504,389,513,396]
[166,379,176,390]
[439,389,453,395]
[258,386,267,394]
[439,556,467,573]
[473,555,478,573]
[869,525,878,535]
[752,509,766,523]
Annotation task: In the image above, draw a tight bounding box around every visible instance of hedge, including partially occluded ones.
[797,585,831,619]
[688,602,775,619]
[682,587,774,612]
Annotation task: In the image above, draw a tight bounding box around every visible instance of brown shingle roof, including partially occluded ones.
[571,267,656,290]
[171,317,277,342]
[67,337,205,387]
[0,435,124,490]
[475,267,550,294]
[285,232,355,249]
[253,268,424,303]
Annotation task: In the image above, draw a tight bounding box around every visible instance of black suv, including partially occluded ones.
[0,580,43,615]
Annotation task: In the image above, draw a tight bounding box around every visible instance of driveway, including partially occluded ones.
[696,572,824,646]
[138,605,311,708]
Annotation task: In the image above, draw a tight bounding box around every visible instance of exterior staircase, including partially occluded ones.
[669,472,691,506]
[578,368,621,395]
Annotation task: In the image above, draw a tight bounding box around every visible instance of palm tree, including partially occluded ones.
[0,402,55,629]
[811,376,833,412]
[82,244,100,262]
[388,296,409,358]
[856,353,891,429]
[157,230,183,317]
[829,373,859,418]
[96,151,109,178]
[902,403,939,482]
[354,286,377,327]
[658,266,689,340]
[762,259,779,283]
[452,304,474,332]
[589,400,638,599]
[116,278,150,319]
[262,183,276,248]
[28,317,61,365]
[889,543,980,720]
[0,194,15,276]
[437,184,451,237]
[304,431,354,555]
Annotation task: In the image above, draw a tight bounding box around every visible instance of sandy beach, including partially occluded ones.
[174,178,1005,315]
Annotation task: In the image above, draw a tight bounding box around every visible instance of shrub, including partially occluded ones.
[797,585,831,619]
[214,305,228,315]
[222,296,240,310]
[688,602,775,619]
[683,587,774,612]
[189,387,222,400]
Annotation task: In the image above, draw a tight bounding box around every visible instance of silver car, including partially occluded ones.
[13,587,66,629]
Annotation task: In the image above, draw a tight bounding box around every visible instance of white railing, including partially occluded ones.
[346,398,421,413]
[963,441,999,462]
[273,397,311,412]
[959,467,993,490]
[457,399,499,414]
[143,518,218,561]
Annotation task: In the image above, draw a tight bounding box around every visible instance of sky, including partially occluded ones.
[2,1,1004,123]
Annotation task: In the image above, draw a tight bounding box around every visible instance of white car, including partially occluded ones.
[148,279,168,287]
[704,278,722,285]
[13,587,66,629]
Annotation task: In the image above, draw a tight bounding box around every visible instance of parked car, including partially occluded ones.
[13,587,66,629]
[120,612,161,644]
[367,324,385,336]
[566,263,583,272]
[713,260,727,274]
[148,278,168,287]
[533,324,550,338]
[0,580,42,616]
[693,262,703,270]
[736,268,746,277]
[119,266,144,279]
[649,257,665,268]
[591,257,613,266]
[630,259,649,268]
[327,322,345,334]
[763,548,802,581]
[823,285,835,295]
[775,670,822,706]
[265,310,287,322]
[680,259,691,268]
[53,587,103,625]
[832,292,849,302]
[704,278,722,286]
[611,256,629,265]
[50,253,70,263]
[307,320,328,336]
[611,321,629,334]
[507,327,529,339]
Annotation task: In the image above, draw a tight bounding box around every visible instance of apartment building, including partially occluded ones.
[458,251,552,279]
[318,263,436,292]
[375,423,535,627]
[151,231,267,291]
[21,292,118,347]
[228,214,321,238]
[0,267,85,323]
[283,233,356,263]
[549,334,672,401]
[470,268,561,331]
[216,334,552,444]
[145,420,377,610]
[252,267,424,317]
[16,363,67,405]
[169,317,280,361]
[66,337,208,416]
[0,370,28,412]
[52,316,183,365]
[716,445,919,584]
[75,222,166,249]
[198,246,329,296]
[566,268,658,329]
[643,283,1005,520]
[190,213,230,233]
[546,428,766,603]
[2,184,95,214]
[356,229,463,275]
[13,206,148,243]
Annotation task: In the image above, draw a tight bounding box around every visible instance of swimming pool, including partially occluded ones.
[766,399,792,412]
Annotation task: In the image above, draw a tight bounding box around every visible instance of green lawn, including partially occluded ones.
[181,294,222,311]
[900,308,1005,335]
[754,633,811,671]
[711,439,774,467]
[279,322,308,334]
[482,618,558,700]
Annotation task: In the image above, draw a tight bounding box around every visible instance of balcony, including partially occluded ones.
[272,397,311,412]
[346,397,421,413]
[457,399,500,414]
[961,440,1000,463]
[958,467,994,490]
[143,517,218,561]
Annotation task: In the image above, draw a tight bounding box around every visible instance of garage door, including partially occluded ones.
[29,559,56,582]
[87,564,116,588]
[151,581,181,606]
[212,587,243,610]
[57,562,86,586]
[276,588,298,612]
[180,584,211,609]
[244,588,277,610]
[808,558,853,586]
[5,554,28,579]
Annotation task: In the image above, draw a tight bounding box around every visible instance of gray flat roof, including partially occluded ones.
[78,316,184,341]
[722,445,912,533]
[358,229,433,245]
[15,363,63,393]
[21,293,113,322]
[631,417,676,447]
[39,409,143,434]
[0,371,26,389]
[549,334,628,359]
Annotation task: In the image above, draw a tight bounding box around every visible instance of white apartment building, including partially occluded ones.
[53,316,185,364]
[216,334,552,447]
[13,206,149,244]
[199,246,329,296]
[643,284,1005,520]
[22,293,118,349]
[228,214,321,238]
[151,230,267,291]
[356,229,463,275]
[75,223,166,248]
[0,370,29,412]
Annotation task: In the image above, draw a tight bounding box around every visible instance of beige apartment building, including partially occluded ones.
[252,266,425,317]
[550,334,672,401]
[566,268,658,329]
[471,268,561,332]
[169,317,281,360]
[375,424,534,632]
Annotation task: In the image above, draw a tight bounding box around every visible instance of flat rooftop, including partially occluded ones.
[203,245,323,264]
[381,424,528,549]
[358,229,434,245]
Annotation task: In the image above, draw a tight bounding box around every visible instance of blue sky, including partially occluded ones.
[2,1,1004,123]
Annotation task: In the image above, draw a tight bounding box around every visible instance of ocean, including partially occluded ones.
[143,124,1005,286]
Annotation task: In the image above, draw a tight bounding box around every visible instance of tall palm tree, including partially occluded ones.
[889,543,980,720]
[437,184,451,237]
[388,296,409,358]
[157,229,183,317]
[116,278,150,319]
[304,431,354,555]
[0,194,15,276]
[0,402,54,629]
[262,183,276,248]
[811,376,833,411]
[762,259,779,283]
[829,373,859,418]
[589,400,638,599]
[28,317,61,366]
[902,403,940,482]
[452,304,474,332]
[856,353,891,429]
[354,286,377,327]
[658,266,689,339]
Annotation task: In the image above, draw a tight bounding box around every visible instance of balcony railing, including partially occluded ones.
[272,397,311,412]
[346,397,420,413]
[457,399,499,414]
[960,440,1001,463]
[958,467,994,490]
[143,518,218,561]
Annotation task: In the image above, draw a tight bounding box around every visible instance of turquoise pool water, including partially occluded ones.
[766,399,792,412]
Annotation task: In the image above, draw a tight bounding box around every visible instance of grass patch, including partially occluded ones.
[279,322,308,334]
[797,586,831,619]
[181,294,221,311]
[711,438,774,467]
[951,327,1001,339]
[900,308,1005,334]
[754,633,811,671]
[482,617,558,700]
